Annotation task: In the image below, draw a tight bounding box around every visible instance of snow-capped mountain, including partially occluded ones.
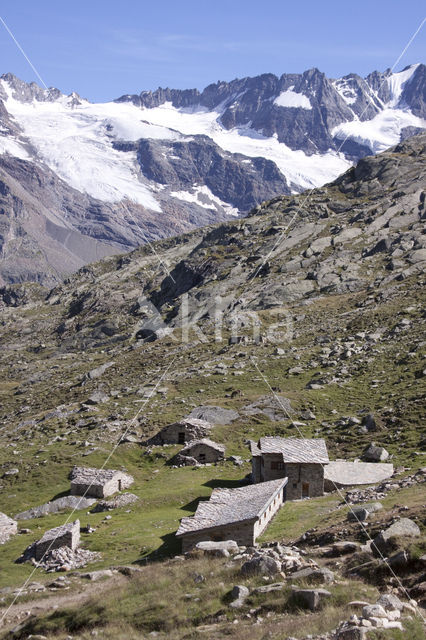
[0,64,424,284]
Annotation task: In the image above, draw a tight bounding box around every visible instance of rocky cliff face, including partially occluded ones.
[0,64,424,284]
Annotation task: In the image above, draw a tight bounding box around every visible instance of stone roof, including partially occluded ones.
[70,466,130,487]
[37,519,80,545]
[162,418,212,431]
[324,461,394,486]
[256,437,329,463]
[176,478,287,536]
[249,440,262,456]
[180,438,225,455]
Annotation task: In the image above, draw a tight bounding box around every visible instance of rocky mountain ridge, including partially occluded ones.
[0,64,424,285]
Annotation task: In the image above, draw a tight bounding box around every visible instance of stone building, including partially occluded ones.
[178,438,225,465]
[250,437,329,500]
[147,418,212,445]
[70,466,134,499]
[35,519,80,561]
[0,512,17,544]
[176,478,287,552]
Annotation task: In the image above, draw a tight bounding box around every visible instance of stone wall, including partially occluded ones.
[180,520,257,553]
[251,456,262,483]
[253,486,284,538]
[181,442,224,463]
[179,486,285,552]
[256,456,324,500]
[284,463,324,500]
[150,420,211,445]
[35,519,80,561]
[71,471,133,498]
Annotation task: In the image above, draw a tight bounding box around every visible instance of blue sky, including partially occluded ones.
[0,1,424,102]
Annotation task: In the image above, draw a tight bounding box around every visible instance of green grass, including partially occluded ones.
[6,556,381,640]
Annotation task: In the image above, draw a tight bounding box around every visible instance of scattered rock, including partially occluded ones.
[195,540,239,556]
[241,555,282,576]
[290,566,334,584]
[362,443,389,462]
[372,518,420,555]
[290,586,331,611]
[229,584,249,608]
[90,493,139,513]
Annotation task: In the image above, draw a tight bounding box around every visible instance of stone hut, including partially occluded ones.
[147,418,212,445]
[0,512,17,544]
[176,478,287,552]
[250,437,329,500]
[70,466,134,499]
[178,438,225,465]
[35,519,80,561]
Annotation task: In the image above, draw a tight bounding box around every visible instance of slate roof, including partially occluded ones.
[249,440,262,456]
[324,461,394,485]
[36,520,80,545]
[180,438,225,455]
[256,437,329,464]
[176,478,287,536]
[164,418,212,431]
[70,466,130,487]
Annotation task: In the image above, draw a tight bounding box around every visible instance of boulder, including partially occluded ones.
[80,569,114,581]
[372,518,420,556]
[388,549,410,567]
[336,627,367,640]
[290,586,331,611]
[86,362,114,380]
[328,541,360,556]
[253,582,285,593]
[241,555,282,576]
[376,593,404,611]
[289,566,334,584]
[86,390,109,405]
[362,443,389,462]
[362,414,377,432]
[229,584,249,608]
[362,603,388,619]
[195,540,239,556]
[186,406,239,425]
[347,502,383,522]
[16,496,97,520]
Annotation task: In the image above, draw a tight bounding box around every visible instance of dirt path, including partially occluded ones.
[0,573,126,633]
